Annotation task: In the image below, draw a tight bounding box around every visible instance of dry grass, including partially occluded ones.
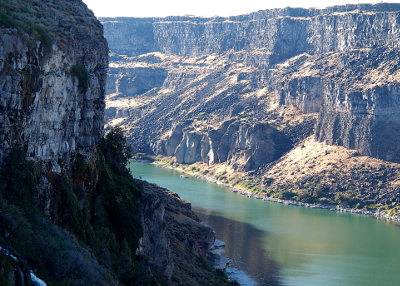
[263,135,400,185]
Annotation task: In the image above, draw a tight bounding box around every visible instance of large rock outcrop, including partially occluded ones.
[138,181,216,285]
[0,1,225,286]
[0,0,108,218]
[154,120,291,171]
[1,1,108,162]
[102,3,400,168]
[0,1,112,284]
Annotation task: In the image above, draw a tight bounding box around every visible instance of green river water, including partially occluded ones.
[128,162,400,286]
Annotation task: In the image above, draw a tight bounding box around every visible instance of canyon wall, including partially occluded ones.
[0,2,223,285]
[103,3,400,167]
[103,3,400,58]
[138,181,216,284]
[1,2,108,163]
[154,120,292,171]
[0,0,108,221]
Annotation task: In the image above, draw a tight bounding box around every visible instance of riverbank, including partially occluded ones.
[129,160,400,285]
[151,162,400,223]
[137,179,240,285]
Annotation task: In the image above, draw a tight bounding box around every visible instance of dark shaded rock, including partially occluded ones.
[137,181,216,285]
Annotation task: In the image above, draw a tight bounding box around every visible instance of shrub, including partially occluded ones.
[99,127,132,172]
[238,180,256,189]
[74,155,88,173]
[219,175,227,181]
[71,64,89,94]
[73,185,86,201]
[251,186,267,194]
[278,190,296,200]
[0,8,16,29]
[64,176,86,241]
[0,147,36,211]
[0,4,52,52]
[298,193,319,203]
[24,23,52,51]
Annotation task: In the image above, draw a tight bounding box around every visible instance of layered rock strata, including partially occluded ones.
[103,3,400,58]
[0,0,108,219]
[1,3,108,162]
[103,3,400,167]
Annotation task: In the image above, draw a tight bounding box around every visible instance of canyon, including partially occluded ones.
[3,1,400,285]
[0,0,223,285]
[102,3,400,210]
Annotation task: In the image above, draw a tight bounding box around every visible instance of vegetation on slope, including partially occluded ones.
[94,127,155,285]
[71,64,89,94]
[0,0,103,49]
[0,128,233,285]
[0,129,157,285]
[152,135,400,217]
[0,148,114,285]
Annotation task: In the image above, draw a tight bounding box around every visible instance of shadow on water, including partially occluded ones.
[194,208,282,286]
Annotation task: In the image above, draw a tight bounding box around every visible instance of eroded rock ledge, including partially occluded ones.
[137,180,218,285]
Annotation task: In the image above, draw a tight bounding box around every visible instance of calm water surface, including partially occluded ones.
[129,162,400,286]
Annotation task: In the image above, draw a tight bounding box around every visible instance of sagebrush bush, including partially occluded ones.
[71,63,89,93]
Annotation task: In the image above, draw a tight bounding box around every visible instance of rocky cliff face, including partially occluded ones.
[102,3,400,170]
[0,0,108,219]
[103,3,400,58]
[138,181,217,285]
[0,31,107,162]
[154,120,291,171]
[1,0,108,161]
[0,2,226,286]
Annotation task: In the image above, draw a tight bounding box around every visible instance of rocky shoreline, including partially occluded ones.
[137,178,241,285]
[152,162,400,223]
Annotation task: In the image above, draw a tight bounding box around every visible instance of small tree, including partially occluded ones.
[0,147,36,210]
[99,127,132,173]
[71,64,89,93]
[115,239,134,282]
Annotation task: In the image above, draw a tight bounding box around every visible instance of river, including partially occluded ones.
[129,162,400,286]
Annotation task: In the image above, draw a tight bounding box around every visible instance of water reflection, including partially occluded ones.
[194,208,282,286]
[129,162,400,286]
